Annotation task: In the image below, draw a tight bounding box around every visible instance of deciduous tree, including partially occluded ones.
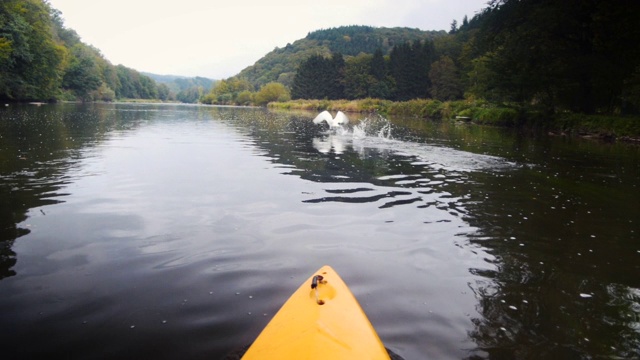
[62,44,102,101]
[254,82,290,105]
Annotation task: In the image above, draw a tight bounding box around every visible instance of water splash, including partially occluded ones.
[350,116,394,140]
[312,115,517,172]
[312,115,393,154]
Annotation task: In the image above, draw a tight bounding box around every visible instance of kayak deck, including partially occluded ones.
[242,265,390,359]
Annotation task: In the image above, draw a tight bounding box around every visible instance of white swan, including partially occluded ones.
[313,110,349,128]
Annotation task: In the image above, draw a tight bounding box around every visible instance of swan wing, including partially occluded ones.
[313,110,332,124]
[334,111,349,125]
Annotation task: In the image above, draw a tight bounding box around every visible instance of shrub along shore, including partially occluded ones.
[269,98,640,143]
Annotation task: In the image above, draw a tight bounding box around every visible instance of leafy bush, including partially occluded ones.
[474,108,519,126]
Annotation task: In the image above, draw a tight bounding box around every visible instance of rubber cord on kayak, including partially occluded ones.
[311,275,325,305]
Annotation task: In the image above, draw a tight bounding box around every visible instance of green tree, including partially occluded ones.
[0,0,65,100]
[113,65,161,100]
[449,20,458,34]
[254,82,290,105]
[157,83,171,101]
[201,77,253,105]
[429,56,463,101]
[368,48,393,99]
[115,65,137,98]
[291,54,325,99]
[389,41,435,100]
[236,90,253,105]
[177,86,203,103]
[344,53,374,100]
[478,0,640,113]
[62,44,102,101]
[370,48,386,81]
[329,52,346,99]
[291,53,345,100]
[466,55,497,100]
[137,75,157,99]
[90,82,115,102]
[0,37,11,63]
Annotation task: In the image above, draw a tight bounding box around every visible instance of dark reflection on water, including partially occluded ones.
[461,152,640,358]
[0,103,638,359]
[0,103,154,279]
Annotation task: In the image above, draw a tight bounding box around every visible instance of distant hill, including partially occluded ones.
[143,73,216,103]
[143,73,215,93]
[236,25,446,88]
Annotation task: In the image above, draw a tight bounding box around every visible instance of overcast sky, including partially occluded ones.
[47,0,488,79]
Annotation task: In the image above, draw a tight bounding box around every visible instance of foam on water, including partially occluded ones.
[313,116,517,172]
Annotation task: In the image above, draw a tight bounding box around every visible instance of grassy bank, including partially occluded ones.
[269,98,523,126]
[269,98,640,141]
[547,113,640,140]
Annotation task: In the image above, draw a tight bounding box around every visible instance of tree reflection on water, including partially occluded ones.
[462,164,640,359]
[0,103,149,279]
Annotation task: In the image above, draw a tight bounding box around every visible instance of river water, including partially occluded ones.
[0,103,638,359]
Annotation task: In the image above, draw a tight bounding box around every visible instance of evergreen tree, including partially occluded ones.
[368,48,393,99]
[291,55,322,99]
[292,53,345,100]
[370,48,386,81]
[329,52,345,99]
[389,43,411,100]
[390,41,435,100]
[429,56,463,101]
[478,0,640,113]
[449,20,458,34]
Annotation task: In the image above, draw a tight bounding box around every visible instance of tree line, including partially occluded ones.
[286,0,640,115]
[200,77,290,106]
[203,41,447,106]
[289,40,461,103]
[235,26,440,90]
[0,0,173,102]
[475,0,640,114]
[214,0,640,116]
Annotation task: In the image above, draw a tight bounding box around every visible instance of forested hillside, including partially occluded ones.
[203,26,446,105]
[474,0,640,114]
[0,0,168,102]
[208,0,640,116]
[236,26,445,89]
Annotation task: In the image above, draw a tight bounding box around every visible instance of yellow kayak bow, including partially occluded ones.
[242,265,390,359]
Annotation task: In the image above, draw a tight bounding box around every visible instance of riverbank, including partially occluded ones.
[269,98,640,143]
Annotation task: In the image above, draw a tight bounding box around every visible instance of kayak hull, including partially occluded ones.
[242,265,390,359]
